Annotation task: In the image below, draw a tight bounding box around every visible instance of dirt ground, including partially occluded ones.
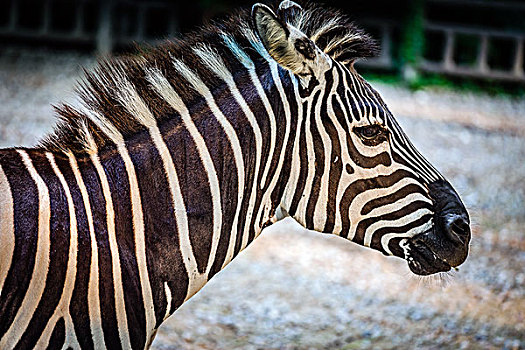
[0,49,524,349]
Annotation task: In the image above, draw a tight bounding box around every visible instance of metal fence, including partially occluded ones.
[359,20,525,83]
[1,0,524,83]
[0,0,179,53]
[420,24,524,83]
[357,0,525,83]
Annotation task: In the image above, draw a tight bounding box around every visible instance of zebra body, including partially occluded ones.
[0,1,470,349]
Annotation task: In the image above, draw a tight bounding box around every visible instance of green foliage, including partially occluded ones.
[362,72,401,85]
[399,0,425,67]
[364,72,525,97]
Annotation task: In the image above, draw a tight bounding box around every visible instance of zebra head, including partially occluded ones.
[253,2,470,275]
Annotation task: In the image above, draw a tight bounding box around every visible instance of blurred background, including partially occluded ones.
[0,0,524,349]
[1,0,525,87]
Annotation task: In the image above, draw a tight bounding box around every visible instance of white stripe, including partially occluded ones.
[232,31,278,190]
[193,45,262,267]
[90,150,131,349]
[171,58,245,274]
[68,152,106,348]
[163,282,172,321]
[221,33,254,69]
[241,23,273,62]
[312,70,336,230]
[364,191,432,219]
[0,164,14,297]
[364,208,433,248]
[222,38,280,251]
[35,153,80,349]
[342,70,364,122]
[281,76,304,213]
[111,75,170,343]
[0,150,51,349]
[146,68,216,299]
[294,86,321,225]
[381,216,434,255]
[253,64,293,238]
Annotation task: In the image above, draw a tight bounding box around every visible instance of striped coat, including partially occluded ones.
[0,1,470,349]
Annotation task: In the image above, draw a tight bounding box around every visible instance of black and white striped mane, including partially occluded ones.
[40,1,378,156]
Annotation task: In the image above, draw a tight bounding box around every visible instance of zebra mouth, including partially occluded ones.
[405,234,452,275]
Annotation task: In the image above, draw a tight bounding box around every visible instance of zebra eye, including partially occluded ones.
[355,125,382,139]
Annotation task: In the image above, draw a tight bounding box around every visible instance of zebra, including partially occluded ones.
[0,1,471,349]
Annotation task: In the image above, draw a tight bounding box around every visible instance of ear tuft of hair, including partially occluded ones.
[252,4,290,54]
[278,1,303,23]
[252,3,322,75]
[288,2,379,63]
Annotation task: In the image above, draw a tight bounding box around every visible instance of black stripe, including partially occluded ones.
[259,64,287,192]
[56,155,95,350]
[378,214,433,256]
[0,150,39,340]
[207,77,250,277]
[46,317,65,350]
[17,152,71,349]
[131,121,189,324]
[230,62,270,257]
[353,200,432,246]
[80,152,122,350]
[288,100,308,217]
[247,62,284,244]
[185,98,233,274]
[270,70,299,216]
[346,132,391,168]
[331,95,348,133]
[342,73,357,122]
[102,144,146,350]
[339,169,416,238]
[305,88,328,228]
[322,94,344,233]
[154,111,197,313]
[361,184,427,216]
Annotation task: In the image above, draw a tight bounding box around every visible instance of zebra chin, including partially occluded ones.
[404,180,471,276]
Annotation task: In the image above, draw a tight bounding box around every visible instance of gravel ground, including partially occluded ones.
[0,49,524,350]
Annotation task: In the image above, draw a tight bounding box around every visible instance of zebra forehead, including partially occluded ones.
[39,1,378,155]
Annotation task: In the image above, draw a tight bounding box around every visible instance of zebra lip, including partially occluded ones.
[406,239,451,276]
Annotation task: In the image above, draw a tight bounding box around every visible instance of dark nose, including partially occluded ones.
[428,179,471,246]
[444,214,471,246]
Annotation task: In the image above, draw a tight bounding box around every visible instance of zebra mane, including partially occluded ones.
[39,1,378,155]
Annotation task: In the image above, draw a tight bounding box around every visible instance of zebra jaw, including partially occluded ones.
[403,236,452,276]
[403,229,468,276]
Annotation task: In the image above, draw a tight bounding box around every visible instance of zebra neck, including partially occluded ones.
[279,82,331,233]
[88,62,299,303]
[0,63,301,348]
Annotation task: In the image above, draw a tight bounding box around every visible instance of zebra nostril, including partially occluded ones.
[445,215,471,246]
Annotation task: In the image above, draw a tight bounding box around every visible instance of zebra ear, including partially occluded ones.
[252,3,331,81]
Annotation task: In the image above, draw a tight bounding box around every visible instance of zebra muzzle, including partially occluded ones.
[406,180,471,275]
